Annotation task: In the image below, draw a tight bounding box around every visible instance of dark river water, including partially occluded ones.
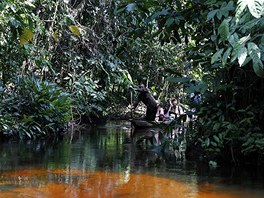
[0,121,263,198]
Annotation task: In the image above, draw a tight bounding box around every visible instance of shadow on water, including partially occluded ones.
[0,120,263,197]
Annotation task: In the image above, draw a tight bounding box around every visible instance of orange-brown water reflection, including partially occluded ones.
[0,169,263,198]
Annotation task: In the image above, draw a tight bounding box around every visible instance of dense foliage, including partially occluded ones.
[0,77,71,138]
[1,0,264,165]
[0,0,132,138]
[116,0,264,164]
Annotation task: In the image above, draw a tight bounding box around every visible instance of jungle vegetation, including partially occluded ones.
[0,0,264,165]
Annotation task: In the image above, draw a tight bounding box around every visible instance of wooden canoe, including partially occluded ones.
[130,119,173,130]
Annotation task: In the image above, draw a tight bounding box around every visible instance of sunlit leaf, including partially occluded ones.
[69,25,80,36]
[238,34,251,45]
[238,47,248,66]
[127,73,133,83]
[25,1,36,8]
[236,0,247,20]
[20,28,33,46]
[247,0,264,18]
[53,30,58,41]
[20,37,28,46]
[248,42,261,59]
[248,42,264,77]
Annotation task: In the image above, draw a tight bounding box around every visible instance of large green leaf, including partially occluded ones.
[248,42,264,77]
[165,17,174,27]
[228,33,239,47]
[225,1,235,11]
[222,47,232,66]
[19,28,33,46]
[238,47,248,66]
[211,48,224,64]
[248,42,261,60]
[218,19,229,41]
[253,59,264,77]
[229,34,250,63]
[206,9,218,21]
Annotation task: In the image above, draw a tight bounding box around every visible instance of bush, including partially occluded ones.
[0,77,71,139]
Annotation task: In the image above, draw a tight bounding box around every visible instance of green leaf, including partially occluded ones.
[20,28,34,46]
[228,33,239,47]
[248,42,264,77]
[115,6,126,14]
[225,1,235,11]
[253,59,264,77]
[222,47,232,66]
[217,9,224,20]
[151,8,170,20]
[213,135,220,143]
[206,9,219,21]
[211,34,217,41]
[238,47,248,66]
[236,0,247,20]
[218,19,229,41]
[159,8,170,16]
[255,139,264,147]
[211,141,217,147]
[248,42,261,59]
[53,30,58,41]
[205,138,210,147]
[209,160,218,168]
[126,3,136,12]
[213,123,220,131]
[175,0,182,10]
[24,1,36,8]
[211,48,224,64]
[238,34,251,46]
[69,25,80,36]
[165,18,174,27]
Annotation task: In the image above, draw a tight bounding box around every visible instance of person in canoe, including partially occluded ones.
[155,101,165,122]
[166,98,185,120]
[132,84,158,121]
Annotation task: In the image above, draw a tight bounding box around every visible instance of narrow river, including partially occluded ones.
[0,121,263,198]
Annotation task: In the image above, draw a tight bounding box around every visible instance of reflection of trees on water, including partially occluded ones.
[1,121,264,198]
[0,121,160,173]
[0,121,178,174]
[0,138,62,171]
